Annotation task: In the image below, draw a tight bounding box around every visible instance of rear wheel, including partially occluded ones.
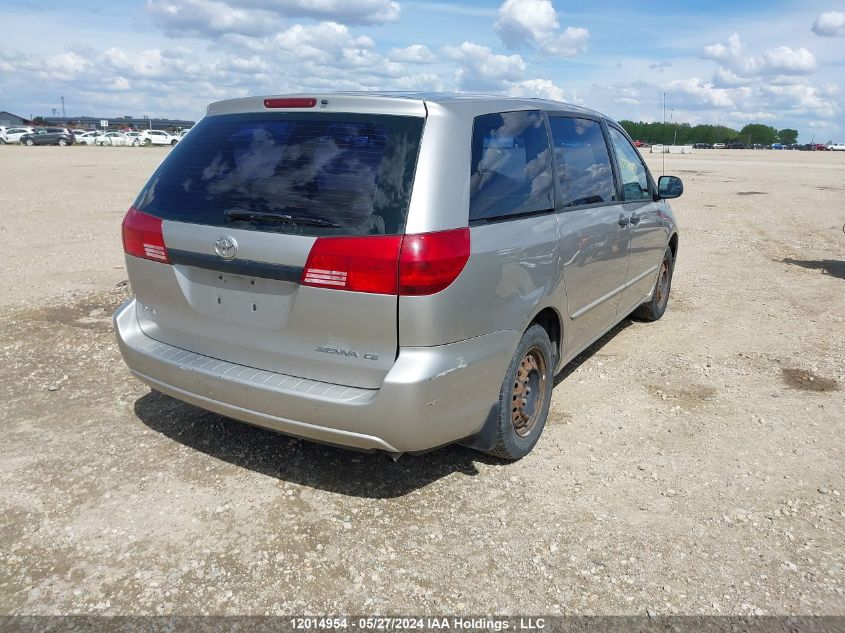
[144,139,152,147]
[486,324,554,460]
[25,138,34,146]
[58,138,67,146]
[633,246,674,321]
[170,139,178,146]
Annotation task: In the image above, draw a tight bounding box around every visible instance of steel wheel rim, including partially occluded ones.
[655,258,670,309]
[511,346,548,437]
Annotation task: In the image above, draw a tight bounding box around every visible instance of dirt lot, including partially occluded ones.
[1,146,843,617]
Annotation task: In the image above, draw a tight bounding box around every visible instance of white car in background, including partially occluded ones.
[140,130,178,146]
[1,127,34,144]
[76,131,105,145]
[827,143,845,151]
[100,132,139,147]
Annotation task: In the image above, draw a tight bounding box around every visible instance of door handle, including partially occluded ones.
[617,213,630,227]
[630,212,641,226]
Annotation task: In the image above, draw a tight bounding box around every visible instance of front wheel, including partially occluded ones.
[633,246,674,321]
[170,139,178,146]
[485,324,554,460]
[25,138,34,146]
[58,138,68,146]
[144,139,152,147]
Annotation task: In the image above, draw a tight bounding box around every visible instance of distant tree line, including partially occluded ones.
[619,120,799,146]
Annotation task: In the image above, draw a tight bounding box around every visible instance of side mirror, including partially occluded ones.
[658,175,683,199]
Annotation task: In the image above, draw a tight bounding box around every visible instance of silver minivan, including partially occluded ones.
[114,93,682,460]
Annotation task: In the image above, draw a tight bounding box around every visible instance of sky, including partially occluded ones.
[0,0,843,141]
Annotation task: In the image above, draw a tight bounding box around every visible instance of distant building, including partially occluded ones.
[41,115,196,131]
[0,111,29,126]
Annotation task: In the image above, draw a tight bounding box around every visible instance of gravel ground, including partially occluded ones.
[0,146,843,616]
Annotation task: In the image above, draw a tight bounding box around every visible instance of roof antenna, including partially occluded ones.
[662,92,666,177]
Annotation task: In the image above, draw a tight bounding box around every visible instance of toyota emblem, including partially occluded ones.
[214,236,238,260]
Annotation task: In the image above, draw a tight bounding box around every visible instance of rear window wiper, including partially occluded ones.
[224,209,341,228]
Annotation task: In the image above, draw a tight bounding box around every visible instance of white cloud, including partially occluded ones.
[147,0,400,37]
[44,52,90,80]
[495,0,588,56]
[147,0,283,37]
[388,44,435,64]
[762,46,817,75]
[664,78,736,109]
[251,0,400,23]
[812,11,845,36]
[271,22,374,63]
[759,83,838,117]
[703,33,816,78]
[712,67,748,88]
[443,41,525,90]
[506,78,566,102]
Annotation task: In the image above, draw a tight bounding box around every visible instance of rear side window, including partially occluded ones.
[469,110,553,221]
[607,126,651,201]
[548,117,617,208]
[134,113,424,236]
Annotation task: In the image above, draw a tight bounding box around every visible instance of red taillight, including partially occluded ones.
[301,235,402,294]
[300,228,470,296]
[263,98,317,108]
[122,207,170,264]
[399,228,470,295]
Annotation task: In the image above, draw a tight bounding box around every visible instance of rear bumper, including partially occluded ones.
[114,297,518,453]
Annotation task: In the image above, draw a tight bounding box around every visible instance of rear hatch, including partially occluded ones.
[123,104,426,389]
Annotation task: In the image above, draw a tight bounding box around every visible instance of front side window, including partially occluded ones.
[548,117,617,208]
[607,126,651,201]
[469,110,553,221]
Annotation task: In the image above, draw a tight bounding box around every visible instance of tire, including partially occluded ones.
[144,139,152,147]
[633,246,674,321]
[24,138,34,146]
[0,139,5,145]
[132,140,139,147]
[171,139,178,146]
[486,324,554,460]
[58,138,67,146]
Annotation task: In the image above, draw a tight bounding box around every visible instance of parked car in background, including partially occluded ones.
[140,130,178,146]
[692,143,712,149]
[71,129,87,136]
[179,128,192,138]
[114,93,683,460]
[76,131,105,145]
[20,128,75,146]
[726,141,746,149]
[771,143,783,150]
[100,132,140,147]
[813,144,829,151]
[827,143,845,151]
[713,143,726,149]
[125,132,142,143]
[1,126,34,144]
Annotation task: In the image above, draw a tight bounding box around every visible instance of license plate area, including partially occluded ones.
[175,266,296,327]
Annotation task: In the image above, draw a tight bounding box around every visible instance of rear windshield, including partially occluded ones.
[134,112,425,236]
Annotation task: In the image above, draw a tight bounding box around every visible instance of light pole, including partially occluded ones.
[670,109,677,146]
